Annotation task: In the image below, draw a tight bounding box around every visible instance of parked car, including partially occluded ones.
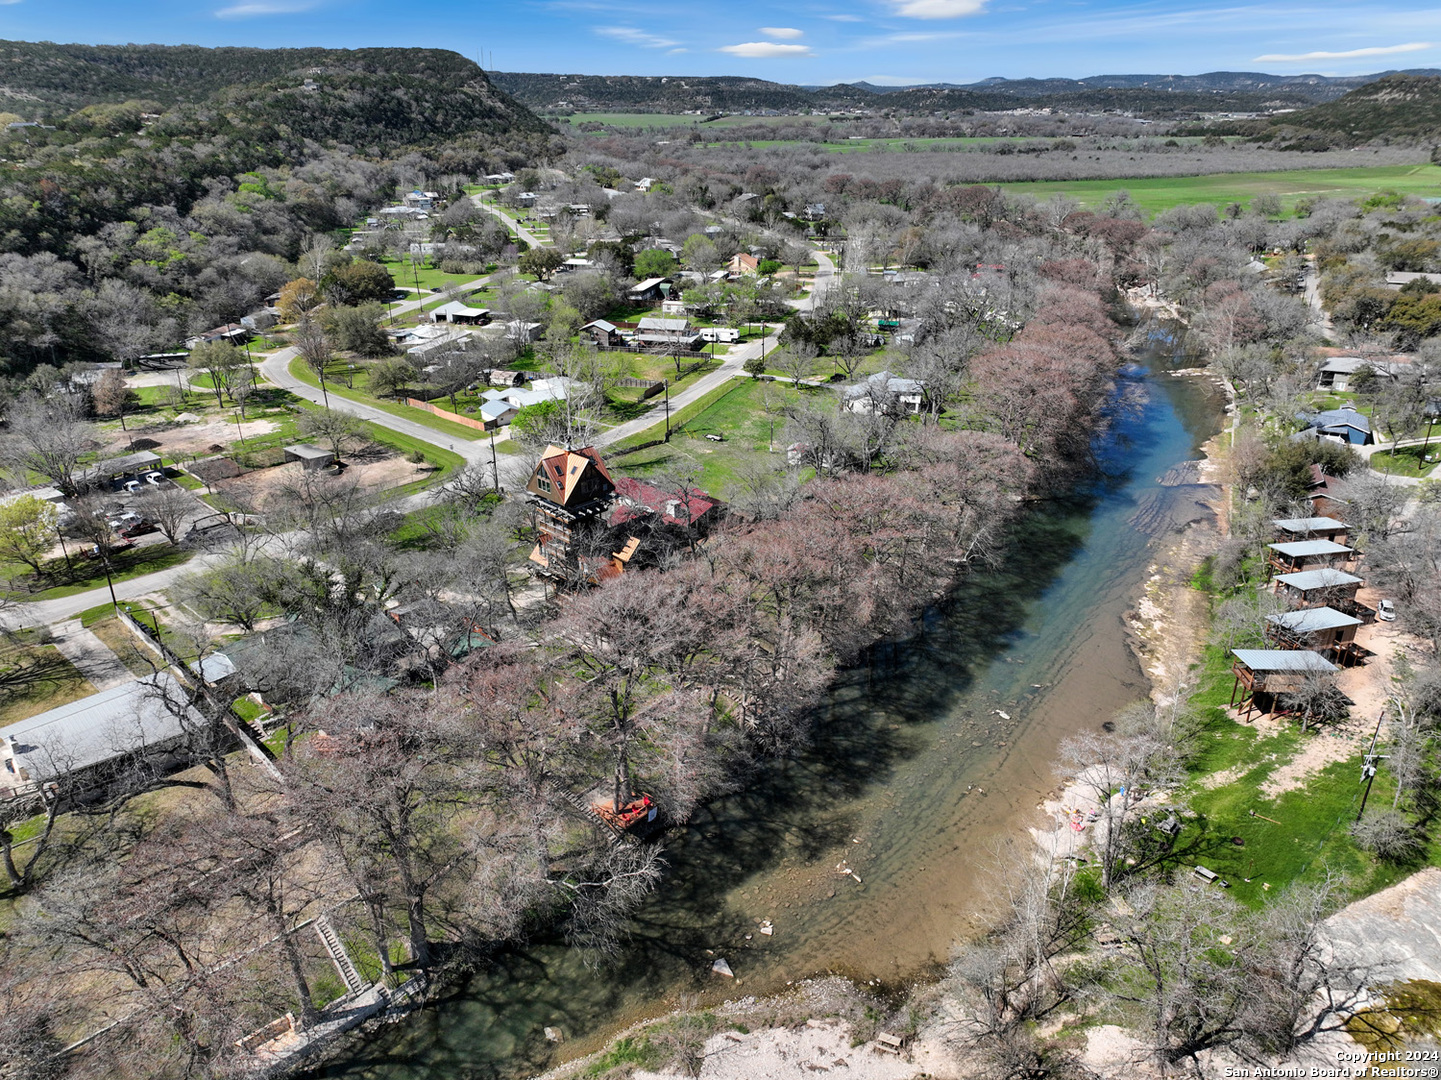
[144,470,165,486]
[122,479,142,495]
[118,518,156,538]
[1377,598,1397,622]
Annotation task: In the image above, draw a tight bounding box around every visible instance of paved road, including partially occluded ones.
[473,197,548,249]
[3,247,832,630]
[0,549,228,631]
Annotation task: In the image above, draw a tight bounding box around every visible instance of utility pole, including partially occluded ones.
[489,429,500,493]
[664,380,671,442]
[234,411,246,447]
[1357,708,1388,822]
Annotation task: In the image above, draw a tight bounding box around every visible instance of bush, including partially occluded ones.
[407,449,428,465]
[438,259,466,274]
[1351,810,1423,862]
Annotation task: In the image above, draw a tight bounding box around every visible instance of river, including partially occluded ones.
[314,324,1224,1080]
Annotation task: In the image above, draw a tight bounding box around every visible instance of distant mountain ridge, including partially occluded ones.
[492,68,1441,116]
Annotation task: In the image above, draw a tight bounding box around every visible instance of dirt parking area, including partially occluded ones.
[216,453,425,507]
[103,417,279,460]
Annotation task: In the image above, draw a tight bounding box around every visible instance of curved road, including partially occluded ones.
[2,249,834,630]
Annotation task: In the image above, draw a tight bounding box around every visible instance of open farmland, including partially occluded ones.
[1001,162,1441,215]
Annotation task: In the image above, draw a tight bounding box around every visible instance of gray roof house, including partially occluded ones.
[841,371,928,415]
[0,673,205,799]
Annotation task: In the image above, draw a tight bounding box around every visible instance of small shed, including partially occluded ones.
[627,277,673,303]
[580,319,623,347]
[1265,607,1363,663]
[1273,517,1350,544]
[1230,649,1338,719]
[1274,568,1362,608]
[1267,539,1354,574]
[283,444,335,471]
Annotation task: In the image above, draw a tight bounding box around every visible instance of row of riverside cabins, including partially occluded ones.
[1229,512,1374,720]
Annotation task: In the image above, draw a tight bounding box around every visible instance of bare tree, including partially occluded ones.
[297,408,369,461]
[2,393,95,496]
[90,367,133,432]
[140,485,196,545]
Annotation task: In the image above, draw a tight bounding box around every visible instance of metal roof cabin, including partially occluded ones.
[1265,606,1363,664]
[1273,517,1350,543]
[1266,539,1354,574]
[283,444,335,470]
[0,673,206,799]
[1274,568,1362,607]
[1229,649,1338,720]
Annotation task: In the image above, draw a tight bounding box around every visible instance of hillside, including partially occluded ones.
[1270,73,1441,139]
[0,41,537,131]
[491,68,1435,118]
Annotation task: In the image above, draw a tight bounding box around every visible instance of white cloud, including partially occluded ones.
[215,0,315,16]
[824,13,863,20]
[888,0,986,18]
[759,27,804,39]
[1253,41,1434,62]
[595,26,682,48]
[719,41,814,57]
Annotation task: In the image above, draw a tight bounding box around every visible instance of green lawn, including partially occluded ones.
[0,640,96,725]
[285,357,487,442]
[609,377,798,497]
[1000,163,1441,217]
[4,544,196,603]
[379,258,489,294]
[1370,444,1440,478]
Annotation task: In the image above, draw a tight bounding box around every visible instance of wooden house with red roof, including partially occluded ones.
[525,445,617,582]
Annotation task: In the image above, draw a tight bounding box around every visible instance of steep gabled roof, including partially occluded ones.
[533,444,614,507]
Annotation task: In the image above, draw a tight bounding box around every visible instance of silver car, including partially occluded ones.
[1377,599,1397,622]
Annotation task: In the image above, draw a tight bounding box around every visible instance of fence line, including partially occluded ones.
[405,398,490,430]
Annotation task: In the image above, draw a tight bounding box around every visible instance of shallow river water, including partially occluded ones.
[315,325,1225,1080]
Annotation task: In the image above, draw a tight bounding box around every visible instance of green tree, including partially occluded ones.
[369,357,418,399]
[322,260,397,306]
[633,248,676,280]
[0,494,58,579]
[188,340,247,409]
[681,234,719,273]
[744,356,767,378]
[519,247,566,281]
[324,303,391,357]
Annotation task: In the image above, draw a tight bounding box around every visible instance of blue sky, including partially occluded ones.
[6,0,1441,86]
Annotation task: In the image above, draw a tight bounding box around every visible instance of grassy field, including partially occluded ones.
[3,543,196,603]
[1369,444,1440,478]
[1000,163,1441,216]
[380,258,490,294]
[286,357,488,442]
[609,377,803,497]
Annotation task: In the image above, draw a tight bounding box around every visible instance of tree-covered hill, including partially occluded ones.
[490,68,1430,118]
[0,41,539,128]
[1269,74,1441,139]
